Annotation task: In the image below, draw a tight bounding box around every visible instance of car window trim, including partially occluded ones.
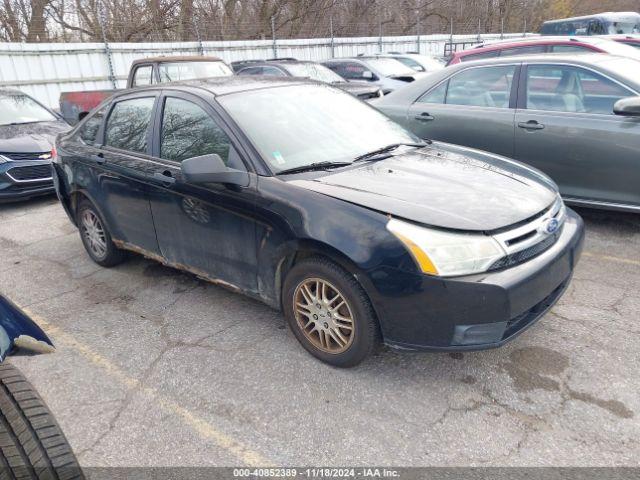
[132,64,154,88]
[151,89,253,173]
[102,92,160,156]
[413,62,521,109]
[518,62,638,114]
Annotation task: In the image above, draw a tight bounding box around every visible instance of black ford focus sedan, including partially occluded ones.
[52,77,584,367]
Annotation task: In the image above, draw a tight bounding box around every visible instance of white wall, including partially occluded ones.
[0,33,528,108]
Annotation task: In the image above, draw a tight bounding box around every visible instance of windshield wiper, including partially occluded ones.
[276,161,353,175]
[353,142,430,162]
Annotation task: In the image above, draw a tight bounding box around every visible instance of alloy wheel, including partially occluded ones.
[293,278,355,354]
[81,210,107,259]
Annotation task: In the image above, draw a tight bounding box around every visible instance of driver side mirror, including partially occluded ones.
[362,70,375,80]
[181,153,249,186]
[613,97,640,117]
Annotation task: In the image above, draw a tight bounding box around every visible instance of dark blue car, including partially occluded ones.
[0,89,69,202]
[52,77,584,367]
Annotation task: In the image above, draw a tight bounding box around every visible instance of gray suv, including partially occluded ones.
[375,53,640,212]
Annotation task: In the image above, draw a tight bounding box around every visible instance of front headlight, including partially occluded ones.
[0,155,10,164]
[387,218,506,277]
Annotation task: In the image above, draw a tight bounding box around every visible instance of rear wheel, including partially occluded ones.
[0,363,85,480]
[283,257,379,367]
[77,199,125,267]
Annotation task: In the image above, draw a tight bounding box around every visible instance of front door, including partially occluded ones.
[405,64,519,158]
[514,63,640,207]
[145,92,259,292]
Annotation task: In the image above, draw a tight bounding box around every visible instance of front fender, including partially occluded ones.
[0,295,55,361]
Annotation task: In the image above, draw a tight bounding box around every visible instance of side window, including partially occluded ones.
[499,45,547,57]
[160,97,239,167]
[77,107,106,146]
[337,62,367,80]
[417,81,447,104]
[461,50,500,62]
[446,65,516,108]
[261,66,287,77]
[526,65,633,114]
[132,65,153,87]
[105,97,155,153]
[551,45,591,53]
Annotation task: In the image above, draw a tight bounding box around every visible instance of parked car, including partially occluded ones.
[0,294,85,479]
[53,77,584,367]
[540,12,640,36]
[375,53,640,212]
[447,36,640,65]
[322,57,424,94]
[236,59,383,100]
[59,56,233,124]
[373,52,445,73]
[605,34,640,49]
[0,89,70,202]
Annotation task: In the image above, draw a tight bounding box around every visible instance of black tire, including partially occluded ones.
[282,256,379,368]
[77,199,125,267]
[0,363,85,480]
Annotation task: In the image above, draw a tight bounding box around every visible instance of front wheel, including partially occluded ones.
[283,257,379,367]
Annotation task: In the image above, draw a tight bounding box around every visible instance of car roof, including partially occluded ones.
[452,52,634,68]
[460,36,613,56]
[130,55,224,67]
[114,75,313,98]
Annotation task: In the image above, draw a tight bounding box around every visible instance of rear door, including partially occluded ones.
[95,93,161,254]
[145,91,259,291]
[405,64,519,157]
[514,63,640,207]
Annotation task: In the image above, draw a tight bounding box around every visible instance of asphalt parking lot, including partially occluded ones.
[0,195,638,467]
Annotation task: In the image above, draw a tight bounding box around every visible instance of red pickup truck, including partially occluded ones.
[59,56,233,124]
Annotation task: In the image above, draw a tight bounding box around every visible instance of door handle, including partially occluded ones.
[153,171,176,186]
[415,112,435,122]
[89,153,105,164]
[518,120,545,131]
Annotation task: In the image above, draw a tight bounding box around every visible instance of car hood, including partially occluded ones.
[0,121,69,153]
[288,142,557,232]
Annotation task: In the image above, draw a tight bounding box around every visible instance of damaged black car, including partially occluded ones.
[52,77,584,367]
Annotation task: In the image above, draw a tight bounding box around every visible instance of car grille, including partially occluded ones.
[6,165,53,182]
[0,151,52,162]
[489,197,566,271]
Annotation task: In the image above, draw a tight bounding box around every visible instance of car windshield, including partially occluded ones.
[284,63,345,83]
[158,61,233,82]
[0,94,56,126]
[363,58,416,76]
[219,84,419,172]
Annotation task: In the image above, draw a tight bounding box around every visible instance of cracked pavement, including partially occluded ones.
[0,196,638,466]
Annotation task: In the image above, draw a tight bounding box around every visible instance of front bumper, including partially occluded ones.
[370,208,585,351]
[0,160,54,202]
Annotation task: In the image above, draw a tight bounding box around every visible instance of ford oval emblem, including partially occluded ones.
[543,218,560,235]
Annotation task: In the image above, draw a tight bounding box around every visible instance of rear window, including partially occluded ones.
[158,61,233,83]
